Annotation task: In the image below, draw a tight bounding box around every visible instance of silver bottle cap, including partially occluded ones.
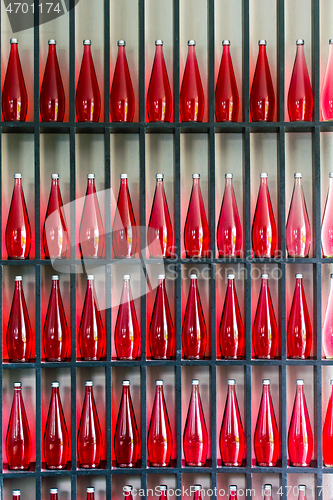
[48,39,56,45]
[120,173,128,179]
[193,486,202,492]
[225,173,233,179]
[258,40,267,45]
[123,274,131,281]
[331,274,333,279]
[294,172,302,178]
[227,274,235,280]
[263,379,270,385]
[15,276,23,281]
[51,381,60,388]
[124,487,133,492]
[329,39,333,45]
[14,173,22,179]
[14,382,22,388]
[123,380,130,386]
[229,486,237,492]
[192,379,200,385]
[51,173,59,179]
[228,379,236,385]
[52,275,59,281]
[264,485,272,491]
[188,40,196,46]
[50,489,58,495]
[295,273,303,279]
[329,173,333,178]
[10,38,18,44]
[155,40,163,46]
[117,40,126,47]
[261,274,269,279]
[158,274,165,280]
[87,488,95,494]
[192,173,200,179]
[296,379,304,385]
[12,491,21,496]
[299,486,306,491]
[156,173,164,180]
[190,274,198,279]
[156,380,164,386]
[87,275,95,280]
[260,172,268,178]
[87,173,95,179]
[85,380,93,386]
[296,39,305,45]
[83,40,92,45]
[159,486,167,491]
[222,40,230,46]
[330,379,333,385]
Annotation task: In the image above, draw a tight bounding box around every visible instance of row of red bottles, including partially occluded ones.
[11,488,97,500]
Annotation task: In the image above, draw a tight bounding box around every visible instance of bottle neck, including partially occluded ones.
[294,177,302,188]
[118,45,125,57]
[227,279,235,291]
[261,278,268,290]
[223,45,230,57]
[192,178,200,188]
[15,281,22,292]
[262,384,270,397]
[259,44,267,57]
[48,44,56,57]
[260,177,268,187]
[120,178,128,189]
[86,178,96,194]
[84,45,91,58]
[52,280,59,291]
[10,43,18,57]
[85,386,93,398]
[225,177,233,188]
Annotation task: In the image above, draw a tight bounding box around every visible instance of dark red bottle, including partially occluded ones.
[43,173,68,259]
[229,486,238,500]
[149,274,175,359]
[254,379,279,466]
[148,174,173,258]
[6,173,31,260]
[40,40,65,122]
[12,490,21,500]
[147,40,172,122]
[79,174,105,259]
[250,40,275,121]
[76,40,101,122]
[220,379,245,466]
[79,275,105,361]
[44,381,69,469]
[182,274,207,359]
[219,274,245,359]
[115,274,140,360]
[252,173,277,257]
[215,40,239,122]
[110,40,135,122]
[77,381,103,468]
[288,379,313,466]
[183,380,208,466]
[184,174,210,258]
[253,274,278,359]
[288,40,313,121]
[217,173,242,257]
[6,382,31,470]
[323,379,333,466]
[50,489,58,500]
[43,276,69,361]
[86,488,95,500]
[2,38,28,121]
[287,274,312,359]
[114,380,139,467]
[7,275,32,362]
[112,173,137,258]
[147,380,173,466]
[180,40,204,122]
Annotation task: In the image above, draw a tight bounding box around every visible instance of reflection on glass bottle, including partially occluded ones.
[322,40,333,120]
[147,174,173,258]
[322,173,333,258]
[217,173,242,258]
[43,173,68,259]
[79,174,104,259]
[79,275,105,361]
[115,274,140,360]
[253,274,278,360]
[184,174,210,258]
[77,381,103,468]
[112,174,137,258]
[2,39,28,121]
[254,379,279,466]
[149,274,175,360]
[252,173,277,257]
[287,274,312,360]
[43,276,69,362]
[323,379,333,466]
[323,274,333,359]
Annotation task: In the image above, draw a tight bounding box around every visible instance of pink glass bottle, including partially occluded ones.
[192,485,202,500]
[215,40,239,122]
[254,379,279,466]
[323,379,333,466]
[87,488,95,500]
[250,40,275,121]
[147,380,173,467]
[44,381,69,469]
[7,275,32,362]
[43,276,69,362]
[12,490,21,500]
[288,379,313,466]
[252,173,277,258]
[2,39,28,121]
[149,274,175,359]
[297,486,307,500]
[322,40,333,120]
[115,274,140,360]
[40,40,65,122]
[79,275,105,361]
[77,381,103,468]
[183,379,208,466]
[147,40,172,122]
[322,173,333,257]
[220,379,245,466]
[43,173,68,259]
[219,274,245,359]
[49,489,58,500]
[110,40,135,122]
[217,173,242,257]
[323,274,333,359]
[6,173,31,260]
[79,174,104,259]
[286,173,311,258]
[124,486,134,500]
[287,274,312,359]
[288,40,313,121]
[263,485,272,500]
[112,173,137,258]
[114,380,139,467]
[229,486,238,500]
[253,274,278,360]
[184,174,210,258]
[158,486,168,500]
[76,40,101,122]
[182,273,207,359]
[147,174,173,258]
[6,382,31,470]
[180,40,204,122]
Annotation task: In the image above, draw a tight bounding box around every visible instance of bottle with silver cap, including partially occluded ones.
[229,486,238,500]
[12,490,21,500]
[43,173,68,259]
[78,380,103,468]
[287,273,312,359]
[322,40,333,120]
[183,380,208,466]
[79,275,105,361]
[323,379,333,465]
[115,274,140,360]
[123,486,134,500]
[50,488,58,500]
[182,273,207,359]
[147,380,173,466]
[112,173,138,258]
[220,379,245,466]
[252,172,277,257]
[254,379,279,466]
[184,173,210,258]
[217,173,242,257]
[76,40,101,122]
[114,380,139,467]
[110,40,135,122]
[158,486,168,500]
[297,485,307,500]
[149,274,175,359]
[288,379,313,466]
[288,39,313,121]
[263,485,272,500]
[215,40,239,122]
[7,275,32,362]
[253,273,278,359]
[250,40,275,121]
[5,173,31,259]
[286,173,311,258]
[193,485,202,500]
[79,174,105,259]
[87,487,95,500]
[180,40,204,122]
[322,173,333,257]
[44,381,69,469]
[148,173,173,258]
[43,275,69,361]
[323,274,333,359]
[2,38,28,121]
[6,382,31,470]
[40,39,65,122]
[219,273,245,359]
[147,40,172,122]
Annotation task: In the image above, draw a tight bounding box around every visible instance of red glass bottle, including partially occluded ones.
[147,40,172,122]
[44,381,69,469]
[124,486,134,500]
[322,40,333,120]
[250,40,275,121]
[79,174,104,259]
[110,40,135,122]
[182,273,207,359]
[79,275,105,361]
[6,173,31,260]
[288,40,313,121]
[12,490,21,500]
[184,174,210,258]
[6,382,31,470]
[78,381,103,468]
[43,173,68,259]
[253,274,278,360]
[263,485,272,500]
[322,173,333,258]
[147,380,173,466]
[40,40,65,122]
[288,379,313,466]
[287,273,312,359]
[147,174,173,258]
[323,274,333,359]
[115,274,140,360]
[2,39,28,121]
[217,173,242,257]
[297,486,307,500]
[229,486,238,500]
[180,40,204,122]
[112,173,137,258]
[252,173,277,257]
[219,274,245,359]
[7,275,32,362]
[43,276,69,361]
[183,379,208,466]
[50,489,58,500]
[286,173,311,258]
[87,488,95,500]
[114,380,139,467]
[76,40,101,122]
[220,379,245,466]
[149,274,175,359]
[323,379,333,466]
[193,485,203,500]
[215,40,239,122]
[158,486,168,500]
[254,379,279,466]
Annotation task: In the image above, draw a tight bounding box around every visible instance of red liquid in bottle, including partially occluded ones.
[321,40,333,120]
[147,40,172,122]
[40,40,65,122]
[76,40,101,122]
[43,276,69,361]
[184,174,210,258]
[217,173,242,257]
[288,379,313,466]
[192,485,203,500]
[7,275,32,362]
[86,488,95,500]
[2,38,28,122]
[252,173,277,258]
[182,273,207,359]
[219,274,245,359]
[287,274,312,359]
[50,489,59,500]
[79,174,105,259]
[6,382,31,470]
[149,274,175,360]
[220,379,245,466]
[250,40,275,121]
[288,40,313,121]
[215,40,239,122]
[147,174,173,258]
[77,381,103,468]
[44,381,69,469]
[115,274,140,360]
[180,40,204,122]
[254,379,279,466]
[147,380,173,466]
[5,173,31,260]
[114,380,139,467]
[183,380,208,466]
[112,174,137,258]
[43,173,68,259]
[110,40,135,122]
[253,274,278,360]
[323,379,333,466]
[323,274,333,359]
[321,173,333,258]
[79,275,105,361]
[12,490,21,500]
[286,173,311,258]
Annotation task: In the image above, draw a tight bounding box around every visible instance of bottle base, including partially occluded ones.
[288,355,306,360]
[256,461,276,467]
[8,464,29,470]
[46,464,67,470]
[289,462,310,467]
[79,463,100,468]
[222,462,242,467]
[116,462,137,468]
[9,359,29,363]
[324,463,333,467]
[185,461,206,467]
[149,462,170,467]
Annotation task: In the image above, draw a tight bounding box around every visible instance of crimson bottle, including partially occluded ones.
[7,275,32,362]
[217,173,242,257]
[215,40,239,122]
[323,379,333,466]
[287,274,312,359]
[115,274,140,360]
[44,381,69,469]
[79,174,104,259]
[2,38,28,121]
[286,173,311,258]
[76,40,101,122]
[43,276,69,361]
[253,274,278,360]
[193,485,202,500]
[182,273,207,359]
[219,274,245,359]
[79,275,105,361]
[6,173,31,260]
[323,274,333,359]
[40,40,65,122]
[43,173,68,259]
[250,40,275,121]
[50,489,58,500]
[148,174,173,258]
[288,379,313,466]
[147,40,172,122]
[147,380,173,466]
[180,40,204,122]
[229,486,238,500]
[184,174,210,258]
[12,490,21,500]
[114,380,139,467]
[322,40,333,120]
[322,173,333,258]
[263,485,272,500]
[110,40,135,122]
[149,274,175,359]
[78,381,103,468]
[252,173,277,258]
[6,382,31,470]
[254,379,279,466]
[220,379,245,466]
[112,174,137,258]
[124,486,134,500]
[87,488,95,500]
[183,380,208,466]
[158,486,168,500]
[288,40,313,121]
